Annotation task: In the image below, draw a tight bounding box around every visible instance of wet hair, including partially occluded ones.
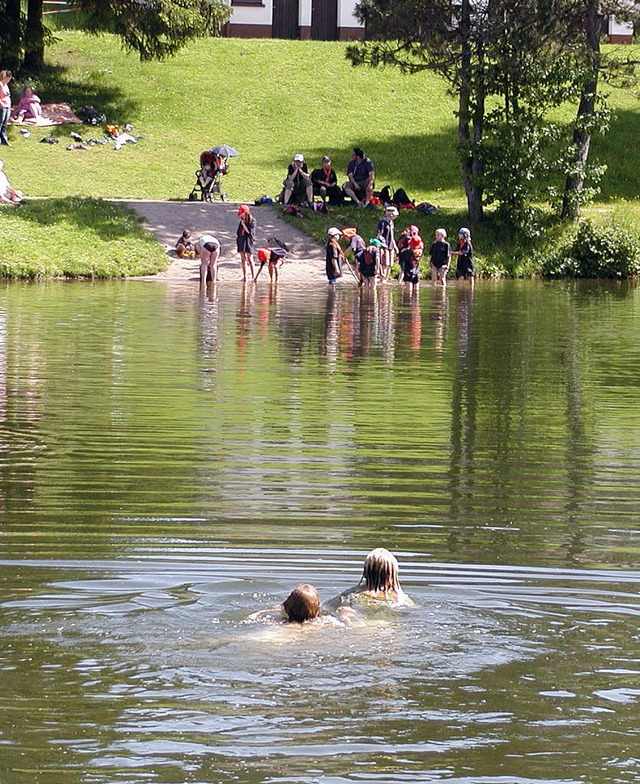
[353,147,365,159]
[361,548,401,594]
[283,584,321,623]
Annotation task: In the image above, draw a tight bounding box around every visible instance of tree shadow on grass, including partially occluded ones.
[35,64,139,125]
[593,108,640,202]
[15,198,150,242]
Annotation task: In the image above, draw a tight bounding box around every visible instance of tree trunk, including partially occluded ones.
[24,0,46,72]
[458,0,484,222]
[3,0,23,71]
[561,0,600,221]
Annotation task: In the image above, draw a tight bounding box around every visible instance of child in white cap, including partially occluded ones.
[326,227,344,285]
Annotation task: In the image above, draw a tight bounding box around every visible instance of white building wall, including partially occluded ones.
[608,16,634,38]
[228,0,273,26]
[338,0,364,30]
[300,0,312,29]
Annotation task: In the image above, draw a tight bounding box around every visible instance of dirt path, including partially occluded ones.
[119,200,327,284]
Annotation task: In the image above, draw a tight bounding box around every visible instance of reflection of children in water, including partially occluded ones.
[236,283,256,366]
[429,286,449,356]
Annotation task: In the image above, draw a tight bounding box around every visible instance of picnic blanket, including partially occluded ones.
[9,103,82,126]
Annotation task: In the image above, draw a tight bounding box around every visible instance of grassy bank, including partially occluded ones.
[0,199,167,278]
[1,32,638,277]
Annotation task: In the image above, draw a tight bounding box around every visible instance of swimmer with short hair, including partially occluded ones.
[248,583,321,624]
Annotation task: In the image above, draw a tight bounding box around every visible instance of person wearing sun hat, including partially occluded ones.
[236,204,256,282]
[326,227,344,285]
[452,227,474,283]
[283,153,313,206]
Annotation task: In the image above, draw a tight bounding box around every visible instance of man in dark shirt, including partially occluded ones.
[311,155,343,205]
[343,147,375,207]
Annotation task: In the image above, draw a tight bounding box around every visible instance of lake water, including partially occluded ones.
[1,279,639,784]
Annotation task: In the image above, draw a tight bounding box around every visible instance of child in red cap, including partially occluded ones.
[236,204,256,282]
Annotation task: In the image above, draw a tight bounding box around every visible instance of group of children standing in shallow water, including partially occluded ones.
[248,547,413,627]
[327,206,475,290]
[174,202,475,289]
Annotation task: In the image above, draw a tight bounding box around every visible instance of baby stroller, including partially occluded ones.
[190,149,229,202]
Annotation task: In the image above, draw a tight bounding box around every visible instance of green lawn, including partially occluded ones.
[0,198,167,278]
[0,32,638,277]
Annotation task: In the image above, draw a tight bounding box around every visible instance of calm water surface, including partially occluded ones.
[0,279,639,784]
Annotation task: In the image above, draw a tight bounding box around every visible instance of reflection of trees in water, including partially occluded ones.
[448,286,478,554]
[561,314,593,565]
[447,283,602,564]
[0,309,40,522]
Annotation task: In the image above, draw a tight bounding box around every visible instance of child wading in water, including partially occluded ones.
[236,204,256,282]
[398,224,424,292]
[326,226,344,285]
[377,206,399,282]
[359,238,381,288]
[452,227,474,283]
[428,228,451,287]
[254,246,286,283]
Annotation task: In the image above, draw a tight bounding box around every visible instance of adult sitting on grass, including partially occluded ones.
[342,147,375,208]
[0,160,23,204]
[311,155,343,205]
[282,153,313,206]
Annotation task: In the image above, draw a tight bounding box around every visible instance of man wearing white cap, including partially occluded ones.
[283,153,313,206]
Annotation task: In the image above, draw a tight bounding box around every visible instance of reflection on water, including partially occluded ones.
[0,280,639,784]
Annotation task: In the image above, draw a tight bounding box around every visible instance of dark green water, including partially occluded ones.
[1,280,639,784]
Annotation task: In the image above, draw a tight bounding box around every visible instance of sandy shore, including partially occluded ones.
[120,200,329,285]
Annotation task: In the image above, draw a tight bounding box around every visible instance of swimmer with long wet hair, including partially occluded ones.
[326,548,414,607]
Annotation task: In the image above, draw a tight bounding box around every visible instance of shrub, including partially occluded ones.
[542,220,640,279]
